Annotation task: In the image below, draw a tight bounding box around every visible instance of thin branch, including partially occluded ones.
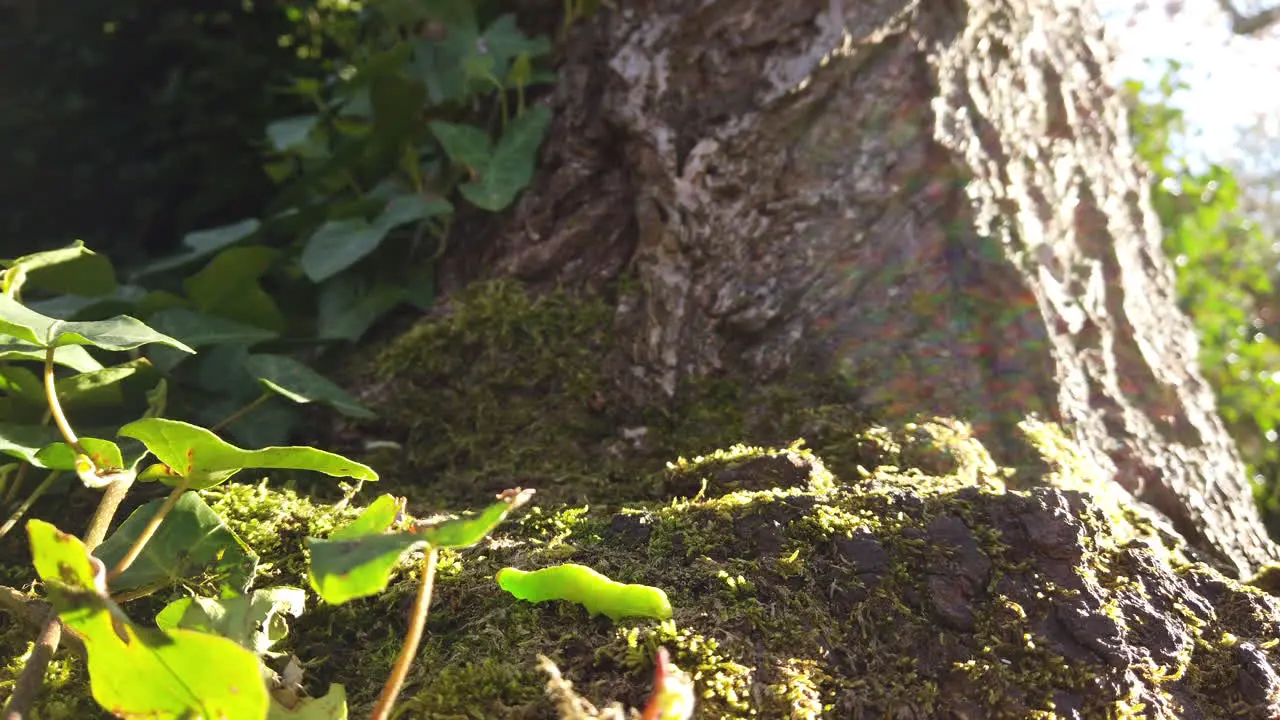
[368,546,439,720]
[0,471,61,542]
[42,346,86,458]
[211,391,271,433]
[107,480,188,582]
[2,611,60,720]
[1215,0,1280,35]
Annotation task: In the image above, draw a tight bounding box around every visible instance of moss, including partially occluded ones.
[5,282,1276,719]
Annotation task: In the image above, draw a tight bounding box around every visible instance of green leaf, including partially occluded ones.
[0,365,42,404]
[307,495,417,605]
[0,295,194,352]
[308,490,532,604]
[0,339,103,372]
[459,106,551,211]
[299,219,389,283]
[268,115,321,152]
[428,121,492,170]
[245,354,376,419]
[268,685,348,720]
[27,519,269,719]
[94,492,258,596]
[3,240,117,297]
[155,587,305,656]
[118,417,378,490]
[0,422,62,465]
[184,246,286,332]
[317,276,408,342]
[481,15,552,76]
[34,437,131,488]
[53,358,150,408]
[299,194,449,283]
[132,219,262,278]
[417,488,535,547]
[146,307,280,348]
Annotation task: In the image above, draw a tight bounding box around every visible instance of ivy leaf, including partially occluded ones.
[34,437,130,488]
[458,106,551,211]
[0,294,194,353]
[132,219,262,279]
[317,276,409,342]
[94,492,258,596]
[307,490,532,605]
[2,240,117,297]
[156,587,306,656]
[428,121,492,170]
[27,519,269,719]
[184,246,286,332]
[146,308,280,349]
[245,354,376,420]
[300,194,451,283]
[118,417,378,490]
[0,338,103,372]
[53,358,153,409]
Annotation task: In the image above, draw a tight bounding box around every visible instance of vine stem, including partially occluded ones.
[211,391,270,433]
[2,475,131,719]
[368,546,439,720]
[43,346,86,457]
[107,479,188,582]
[0,471,61,542]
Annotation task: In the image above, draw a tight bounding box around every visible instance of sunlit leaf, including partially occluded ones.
[0,295,194,352]
[118,417,377,490]
[27,519,268,719]
[2,240,117,297]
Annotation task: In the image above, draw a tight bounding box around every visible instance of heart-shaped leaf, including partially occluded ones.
[245,354,375,419]
[184,246,285,332]
[94,491,258,596]
[118,417,377,489]
[458,106,550,211]
[27,519,268,719]
[308,490,532,604]
[34,437,130,488]
[0,295,194,353]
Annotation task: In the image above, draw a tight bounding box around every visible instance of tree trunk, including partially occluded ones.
[442,0,1277,577]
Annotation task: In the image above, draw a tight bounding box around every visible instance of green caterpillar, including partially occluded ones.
[496,563,672,622]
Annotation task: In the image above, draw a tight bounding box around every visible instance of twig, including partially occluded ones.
[107,480,188,582]
[368,546,439,720]
[0,471,60,542]
[211,391,271,433]
[0,585,83,654]
[2,610,61,720]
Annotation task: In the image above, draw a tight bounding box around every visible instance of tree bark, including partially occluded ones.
[445,0,1277,576]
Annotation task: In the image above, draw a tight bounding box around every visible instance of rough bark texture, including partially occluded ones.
[444,0,1278,576]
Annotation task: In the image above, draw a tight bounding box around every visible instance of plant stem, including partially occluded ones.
[2,462,30,505]
[368,546,439,720]
[43,346,86,457]
[0,471,61,542]
[84,477,134,551]
[107,480,188,582]
[2,372,134,719]
[211,391,271,433]
[1,610,61,720]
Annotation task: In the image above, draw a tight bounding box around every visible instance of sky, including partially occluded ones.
[1095,0,1280,165]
